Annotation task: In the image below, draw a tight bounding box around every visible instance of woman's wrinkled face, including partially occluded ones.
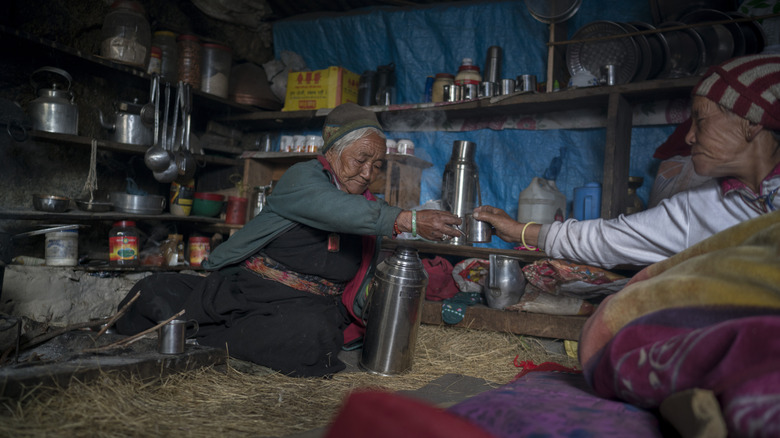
[326,132,386,194]
[685,96,752,178]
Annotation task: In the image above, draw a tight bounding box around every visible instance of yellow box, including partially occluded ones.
[282,66,360,111]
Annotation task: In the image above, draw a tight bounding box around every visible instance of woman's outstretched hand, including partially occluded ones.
[396,210,463,241]
[472,205,523,243]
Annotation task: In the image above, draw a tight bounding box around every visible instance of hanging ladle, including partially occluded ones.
[176,83,197,183]
[144,75,171,172]
[153,83,179,183]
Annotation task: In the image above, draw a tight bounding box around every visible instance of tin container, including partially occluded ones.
[45,230,78,266]
[188,236,210,267]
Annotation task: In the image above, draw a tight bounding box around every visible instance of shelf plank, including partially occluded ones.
[215,76,700,132]
[28,131,240,166]
[421,301,586,341]
[0,208,225,224]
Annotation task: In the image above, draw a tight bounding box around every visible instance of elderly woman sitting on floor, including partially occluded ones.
[115,103,462,377]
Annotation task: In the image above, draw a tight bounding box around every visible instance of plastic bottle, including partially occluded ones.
[109,220,140,267]
[572,182,602,220]
[517,177,566,224]
[177,34,201,89]
[455,58,481,100]
[45,229,78,266]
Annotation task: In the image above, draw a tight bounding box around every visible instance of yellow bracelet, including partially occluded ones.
[521,222,537,251]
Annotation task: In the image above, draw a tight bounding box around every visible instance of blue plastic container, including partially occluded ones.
[573,182,601,221]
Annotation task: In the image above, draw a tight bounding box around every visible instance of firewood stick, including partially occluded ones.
[95,291,141,338]
[82,310,185,353]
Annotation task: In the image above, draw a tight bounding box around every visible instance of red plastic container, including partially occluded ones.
[225,196,248,225]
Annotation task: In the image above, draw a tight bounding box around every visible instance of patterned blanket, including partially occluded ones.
[581,210,780,436]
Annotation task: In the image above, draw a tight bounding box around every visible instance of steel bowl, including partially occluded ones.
[110,192,166,215]
[32,194,71,212]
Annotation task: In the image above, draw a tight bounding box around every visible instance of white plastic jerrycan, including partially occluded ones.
[517,177,566,224]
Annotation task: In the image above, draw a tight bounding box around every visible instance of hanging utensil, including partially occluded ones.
[153,83,179,183]
[139,73,157,127]
[176,83,197,182]
[144,75,171,172]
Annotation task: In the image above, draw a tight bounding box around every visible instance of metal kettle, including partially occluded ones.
[99,98,153,145]
[360,246,428,375]
[29,67,79,135]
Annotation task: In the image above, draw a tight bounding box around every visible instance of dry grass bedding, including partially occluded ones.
[0,325,579,437]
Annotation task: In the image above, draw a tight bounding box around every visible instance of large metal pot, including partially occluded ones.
[99,99,153,145]
[29,67,79,135]
[110,192,165,215]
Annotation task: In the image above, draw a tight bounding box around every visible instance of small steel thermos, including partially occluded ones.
[360,246,428,375]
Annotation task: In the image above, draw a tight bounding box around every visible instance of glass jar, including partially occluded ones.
[100,0,151,68]
[152,30,178,82]
[455,58,481,101]
[177,34,201,89]
[109,220,139,267]
[201,43,232,99]
[432,73,454,103]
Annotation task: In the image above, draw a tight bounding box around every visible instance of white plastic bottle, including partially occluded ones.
[517,177,566,224]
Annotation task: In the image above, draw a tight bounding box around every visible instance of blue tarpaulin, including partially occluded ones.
[272,0,682,249]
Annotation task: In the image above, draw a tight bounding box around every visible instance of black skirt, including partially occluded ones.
[115,223,362,377]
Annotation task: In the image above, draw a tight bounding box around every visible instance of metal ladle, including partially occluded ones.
[144,75,171,172]
[153,83,179,183]
[176,83,197,183]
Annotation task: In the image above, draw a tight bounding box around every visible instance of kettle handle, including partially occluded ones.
[31,66,73,92]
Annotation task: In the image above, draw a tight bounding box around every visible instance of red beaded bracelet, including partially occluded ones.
[393,219,401,236]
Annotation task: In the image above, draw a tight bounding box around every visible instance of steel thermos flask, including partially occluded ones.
[359,247,428,375]
[442,140,481,245]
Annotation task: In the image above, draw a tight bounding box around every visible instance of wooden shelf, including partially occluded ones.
[216,76,700,132]
[29,131,240,166]
[0,208,225,224]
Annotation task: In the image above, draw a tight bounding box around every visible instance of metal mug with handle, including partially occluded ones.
[158,319,199,354]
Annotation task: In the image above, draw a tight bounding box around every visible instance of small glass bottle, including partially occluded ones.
[177,34,201,89]
[109,220,140,267]
[152,30,179,83]
[201,43,232,98]
[100,0,151,68]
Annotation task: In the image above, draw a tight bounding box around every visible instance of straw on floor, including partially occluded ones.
[0,325,580,438]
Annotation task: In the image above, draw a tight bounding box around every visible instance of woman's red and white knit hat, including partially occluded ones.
[693,54,780,130]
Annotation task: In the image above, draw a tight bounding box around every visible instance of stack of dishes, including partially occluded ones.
[566,10,766,85]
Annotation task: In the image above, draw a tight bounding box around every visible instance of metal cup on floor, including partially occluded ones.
[158,319,199,354]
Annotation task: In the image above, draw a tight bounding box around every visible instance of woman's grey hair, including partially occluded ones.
[328,127,386,158]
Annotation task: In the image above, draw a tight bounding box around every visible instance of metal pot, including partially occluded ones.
[29,67,79,135]
[110,192,165,215]
[99,99,153,145]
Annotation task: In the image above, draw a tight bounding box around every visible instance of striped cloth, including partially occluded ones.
[693,54,780,129]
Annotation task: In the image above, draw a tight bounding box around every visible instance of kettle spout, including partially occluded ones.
[97,108,115,131]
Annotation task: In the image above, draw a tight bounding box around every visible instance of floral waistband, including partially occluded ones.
[244,254,346,297]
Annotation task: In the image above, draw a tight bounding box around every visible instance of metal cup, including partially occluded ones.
[479,81,497,98]
[466,213,492,243]
[517,75,537,93]
[443,84,461,102]
[499,79,516,95]
[601,64,617,86]
[158,319,199,355]
[462,83,479,101]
